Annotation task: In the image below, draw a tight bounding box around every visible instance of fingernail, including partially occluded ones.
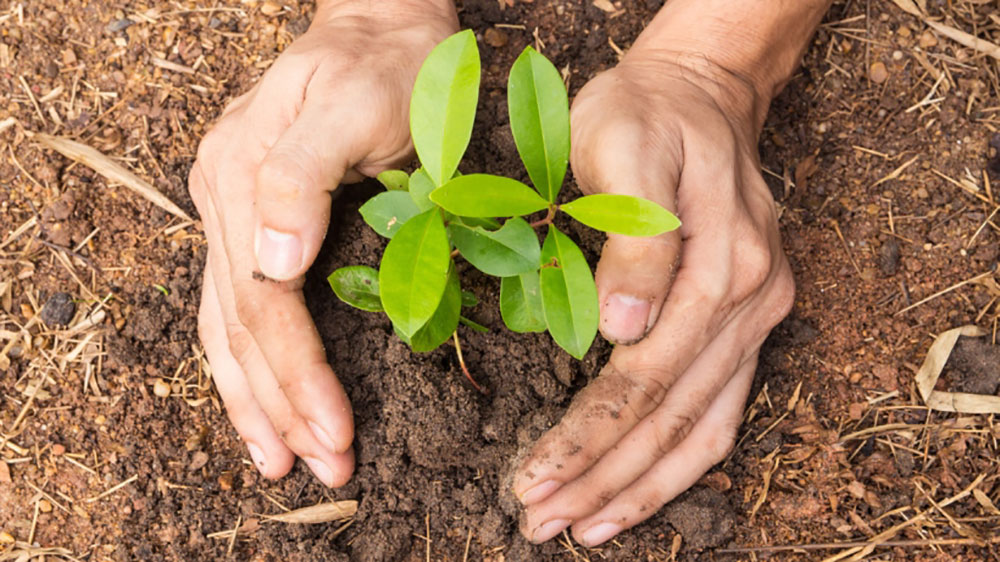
[247,443,267,473]
[254,225,302,280]
[531,519,571,544]
[308,420,339,453]
[303,456,334,487]
[581,522,621,547]
[519,480,560,505]
[601,293,651,344]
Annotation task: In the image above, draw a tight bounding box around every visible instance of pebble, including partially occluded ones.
[919,30,938,49]
[879,239,900,276]
[40,292,76,326]
[189,451,210,471]
[153,379,171,398]
[484,28,508,48]
[260,1,282,16]
[39,499,53,513]
[51,443,66,456]
[869,61,889,84]
[218,471,233,491]
[106,18,134,33]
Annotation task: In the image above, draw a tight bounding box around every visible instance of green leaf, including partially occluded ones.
[454,215,502,230]
[410,30,480,187]
[359,191,421,238]
[508,46,570,202]
[328,266,382,312]
[461,291,479,308]
[499,272,546,333]
[560,194,681,237]
[408,264,461,352]
[379,209,452,338]
[430,174,550,217]
[460,315,489,332]
[450,217,540,277]
[409,168,436,212]
[376,170,409,191]
[539,226,598,358]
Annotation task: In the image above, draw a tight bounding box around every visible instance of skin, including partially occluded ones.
[189,0,832,547]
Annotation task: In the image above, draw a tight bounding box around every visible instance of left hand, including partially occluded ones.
[511,51,796,546]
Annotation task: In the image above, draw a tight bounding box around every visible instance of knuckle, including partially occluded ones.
[732,233,772,298]
[224,324,256,367]
[255,155,310,203]
[769,266,796,325]
[651,409,698,457]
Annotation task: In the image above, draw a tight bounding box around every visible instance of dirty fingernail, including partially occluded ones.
[303,456,334,487]
[519,480,560,505]
[247,443,267,473]
[601,293,651,344]
[531,519,571,544]
[254,225,302,280]
[581,522,621,547]
[308,420,339,453]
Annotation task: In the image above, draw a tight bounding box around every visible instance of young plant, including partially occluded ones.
[328,30,679,371]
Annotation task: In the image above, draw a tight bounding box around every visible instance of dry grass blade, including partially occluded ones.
[260,500,358,524]
[914,325,1000,414]
[888,0,923,17]
[32,133,192,221]
[925,20,1000,62]
[0,541,79,561]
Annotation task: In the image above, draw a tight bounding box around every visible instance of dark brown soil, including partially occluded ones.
[2,1,1000,561]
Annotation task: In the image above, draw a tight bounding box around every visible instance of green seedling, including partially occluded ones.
[329,30,680,386]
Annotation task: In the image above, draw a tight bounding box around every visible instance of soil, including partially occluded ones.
[2,1,1000,561]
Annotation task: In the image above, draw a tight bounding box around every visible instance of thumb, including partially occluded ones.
[571,115,683,345]
[253,102,361,281]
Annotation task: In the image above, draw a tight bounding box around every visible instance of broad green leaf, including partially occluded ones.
[461,291,479,308]
[460,315,489,332]
[359,191,421,238]
[539,226,598,358]
[409,168,436,212]
[499,272,546,333]
[450,217,540,277]
[328,266,382,312]
[379,209,451,338]
[508,46,570,202]
[430,174,550,217]
[376,170,409,191]
[408,264,461,352]
[410,30,480,186]
[561,194,680,237]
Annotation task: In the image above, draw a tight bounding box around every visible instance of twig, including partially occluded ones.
[895,271,993,315]
[718,535,999,554]
[452,331,486,394]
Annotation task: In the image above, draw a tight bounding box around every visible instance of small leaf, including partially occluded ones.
[461,291,479,308]
[560,194,681,237]
[410,30,480,186]
[460,315,489,332]
[409,168,436,212]
[327,266,382,312]
[376,170,409,191]
[450,217,540,277]
[430,174,550,217]
[539,226,598,358]
[359,191,421,238]
[500,271,546,333]
[454,215,501,230]
[408,264,461,352]
[508,46,570,202]
[379,209,451,338]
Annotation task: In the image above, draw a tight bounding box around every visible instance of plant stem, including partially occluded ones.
[452,331,486,394]
[529,205,558,229]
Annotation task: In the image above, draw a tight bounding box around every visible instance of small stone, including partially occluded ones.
[919,30,938,49]
[891,50,904,61]
[218,471,233,491]
[484,27,508,48]
[897,26,912,38]
[869,61,889,84]
[51,444,66,456]
[38,499,53,513]
[153,379,171,398]
[848,402,866,420]
[879,239,900,276]
[40,292,76,326]
[106,18,134,33]
[260,1,282,16]
[913,187,929,199]
[0,461,10,483]
[189,451,210,471]
[62,48,77,66]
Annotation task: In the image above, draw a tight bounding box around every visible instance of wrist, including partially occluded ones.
[315,0,458,28]
[628,0,831,129]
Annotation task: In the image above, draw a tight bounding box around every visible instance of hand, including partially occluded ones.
[188,1,457,486]
[512,51,795,545]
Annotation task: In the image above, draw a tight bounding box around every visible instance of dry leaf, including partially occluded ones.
[915,325,1000,414]
[925,20,1000,62]
[32,133,192,221]
[889,0,923,17]
[262,500,358,524]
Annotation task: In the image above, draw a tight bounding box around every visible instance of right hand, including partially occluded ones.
[188,1,457,486]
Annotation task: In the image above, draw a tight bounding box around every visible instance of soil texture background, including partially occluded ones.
[2,1,1000,561]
